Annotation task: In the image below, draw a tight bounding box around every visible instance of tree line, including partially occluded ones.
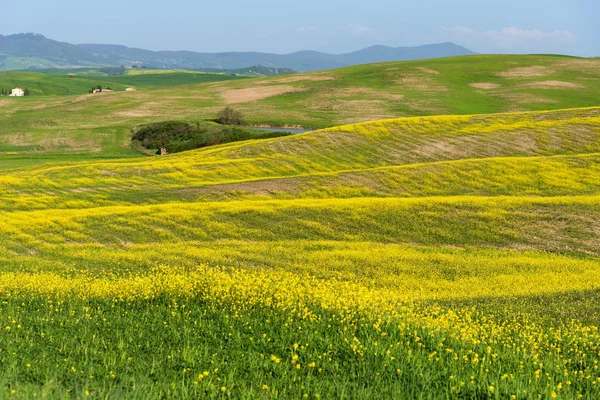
[99,67,126,77]
[88,85,113,93]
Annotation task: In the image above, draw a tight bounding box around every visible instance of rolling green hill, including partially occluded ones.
[0,33,475,71]
[1,106,598,209]
[0,54,599,164]
[1,106,600,397]
[0,69,244,96]
[1,52,600,398]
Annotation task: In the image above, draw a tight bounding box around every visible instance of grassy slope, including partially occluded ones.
[0,107,597,210]
[0,54,598,163]
[2,55,600,396]
[2,107,600,398]
[0,107,598,292]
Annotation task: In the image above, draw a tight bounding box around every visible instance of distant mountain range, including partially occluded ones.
[0,33,476,72]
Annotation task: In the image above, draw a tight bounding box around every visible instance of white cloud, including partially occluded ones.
[443,26,577,52]
[345,23,375,37]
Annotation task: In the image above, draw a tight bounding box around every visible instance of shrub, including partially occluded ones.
[216,107,245,125]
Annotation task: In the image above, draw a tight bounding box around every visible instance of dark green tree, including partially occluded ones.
[216,107,245,125]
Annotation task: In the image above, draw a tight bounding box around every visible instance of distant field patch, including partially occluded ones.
[332,87,405,100]
[416,67,440,74]
[221,85,306,104]
[397,74,448,92]
[470,82,501,89]
[525,80,584,89]
[502,93,556,106]
[497,65,553,78]
[123,69,196,75]
[265,74,335,83]
[6,132,34,147]
[556,59,600,72]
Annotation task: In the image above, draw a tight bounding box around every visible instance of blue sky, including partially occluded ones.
[4,0,599,56]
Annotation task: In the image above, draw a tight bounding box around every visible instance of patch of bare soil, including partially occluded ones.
[525,80,583,89]
[501,93,556,104]
[555,59,600,74]
[497,66,553,78]
[0,100,11,107]
[486,92,556,111]
[396,75,449,92]
[221,85,306,104]
[39,137,100,152]
[470,83,501,90]
[417,67,440,75]
[7,133,33,146]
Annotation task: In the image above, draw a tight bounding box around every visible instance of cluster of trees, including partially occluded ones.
[132,109,288,154]
[0,88,30,96]
[88,85,113,93]
[100,67,126,77]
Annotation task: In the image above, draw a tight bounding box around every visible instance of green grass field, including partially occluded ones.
[1,55,600,398]
[0,69,243,96]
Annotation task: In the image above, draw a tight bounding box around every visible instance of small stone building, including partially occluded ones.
[9,88,25,97]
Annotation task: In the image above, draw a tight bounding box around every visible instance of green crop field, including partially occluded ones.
[1,55,600,398]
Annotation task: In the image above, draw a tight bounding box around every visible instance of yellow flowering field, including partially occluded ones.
[0,107,599,398]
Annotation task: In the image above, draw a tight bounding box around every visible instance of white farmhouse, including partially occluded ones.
[125,87,137,92]
[9,88,25,97]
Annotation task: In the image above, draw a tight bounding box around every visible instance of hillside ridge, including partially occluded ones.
[0,32,475,71]
[0,106,598,213]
